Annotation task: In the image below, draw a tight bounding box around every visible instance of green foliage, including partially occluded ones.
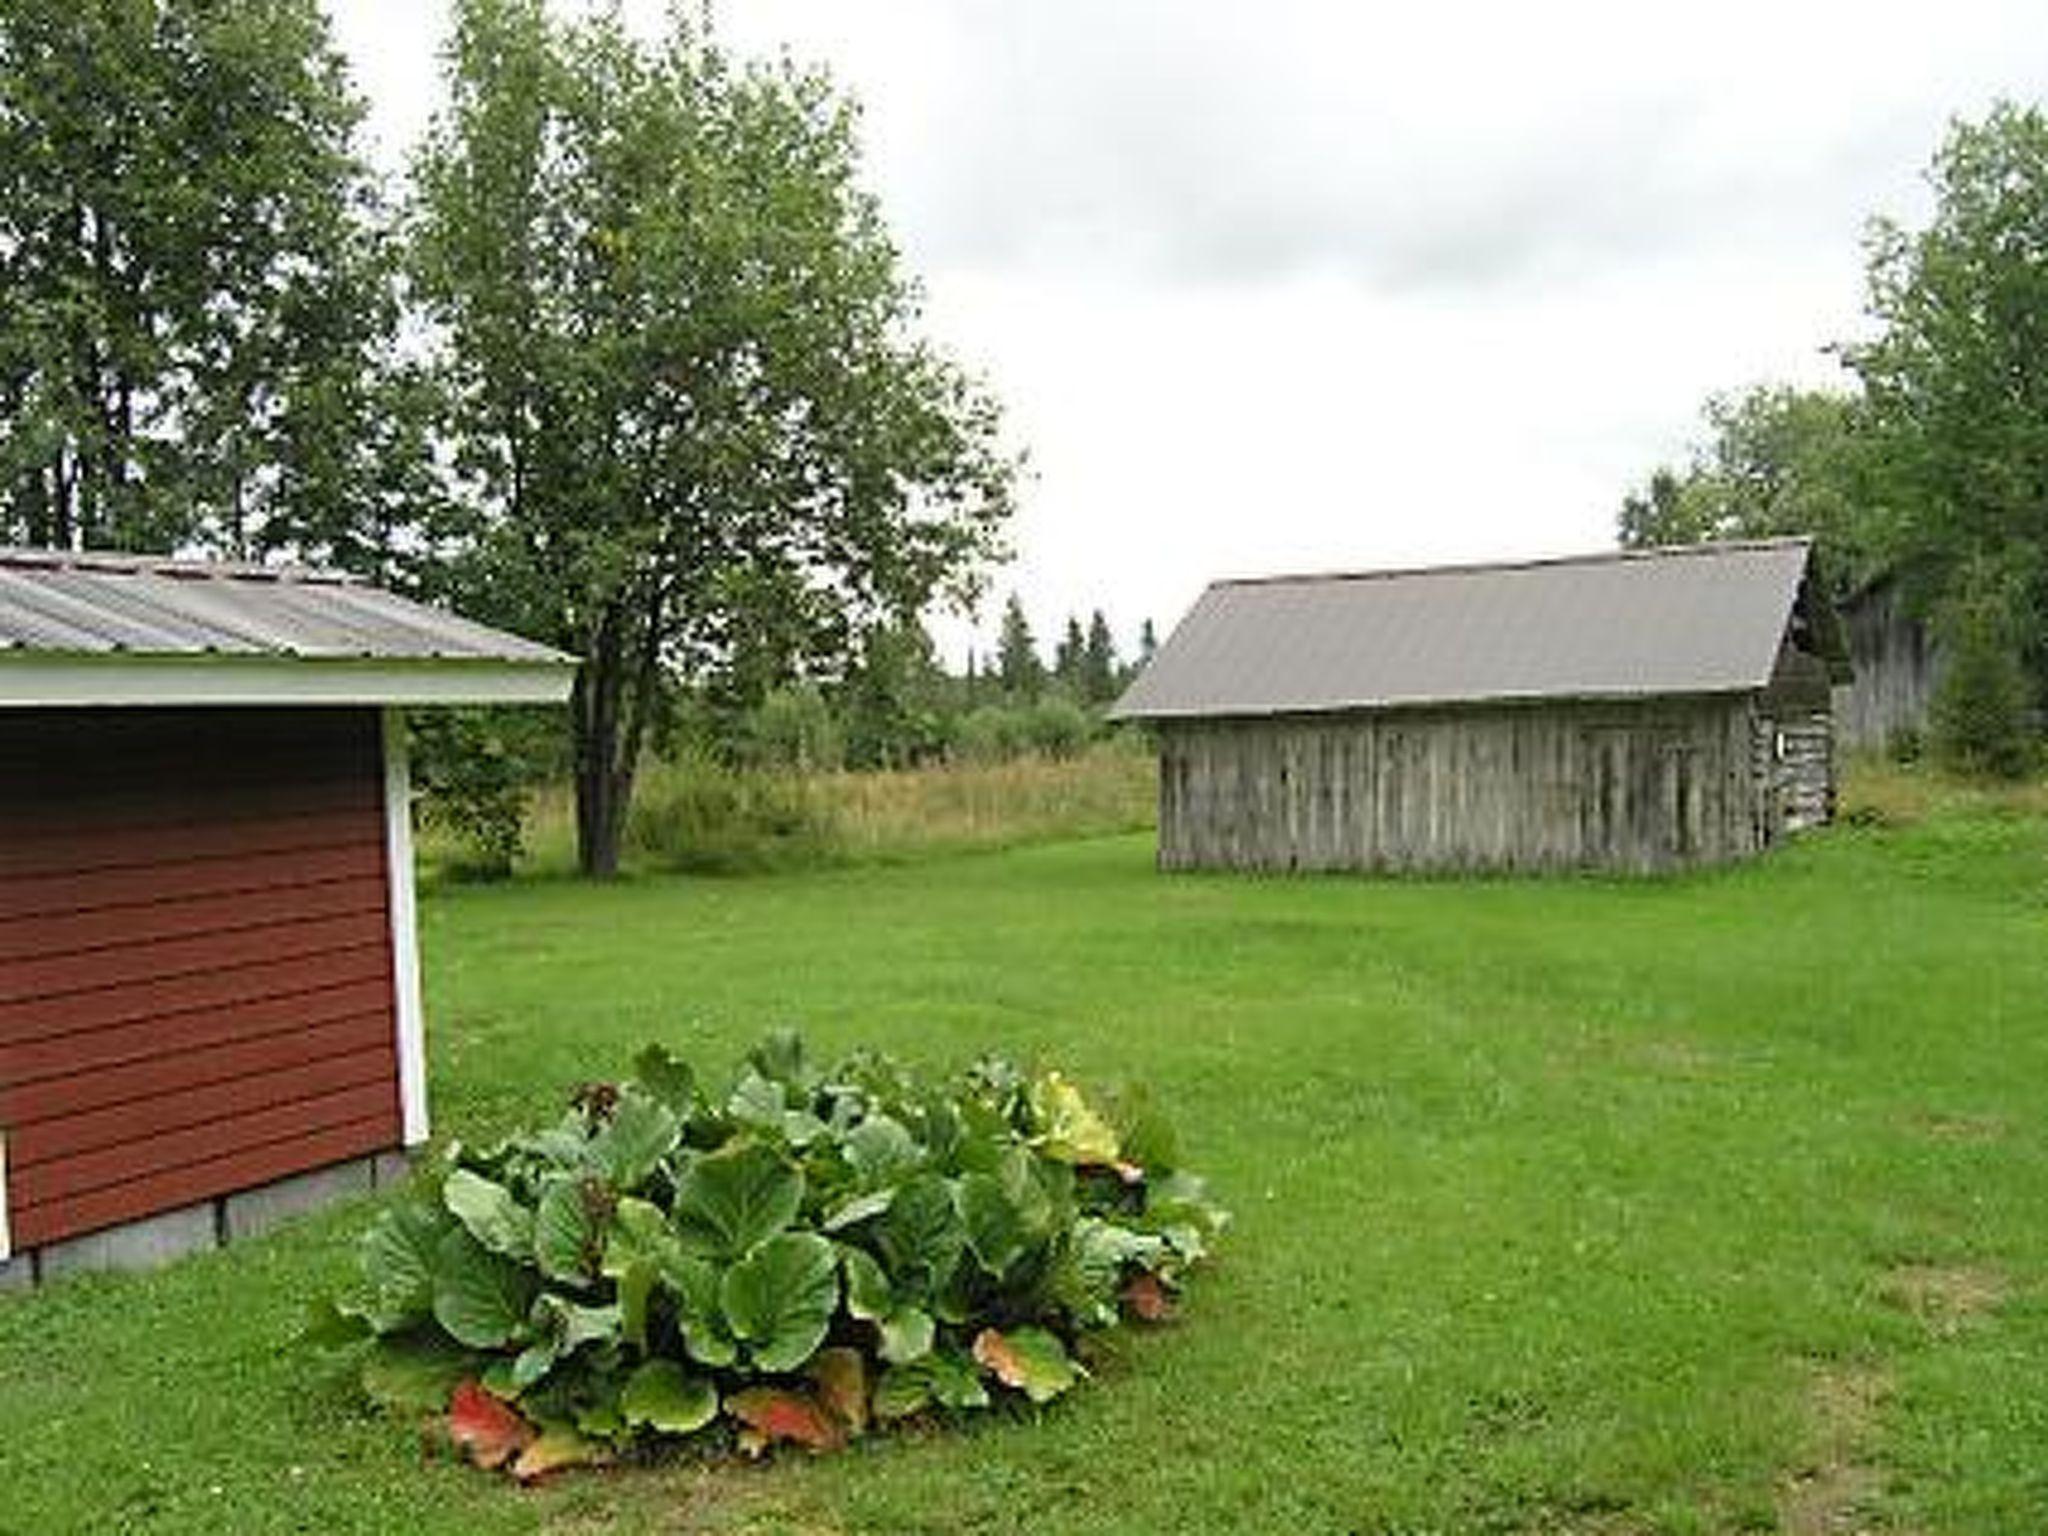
[409,709,560,881]
[313,1032,1225,1474]
[1930,571,2037,780]
[1846,101,2048,700]
[995,593,1044,699]
[0,0,418,568]
[411,0,1015,876]
[623,750,839,873]
[1616,387,1876,589]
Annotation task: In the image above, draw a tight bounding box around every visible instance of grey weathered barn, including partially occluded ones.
[1831,577,1940,753]
[1111,539,1843,874]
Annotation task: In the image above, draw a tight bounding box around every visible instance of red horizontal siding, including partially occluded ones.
[0,841,385,921]
[2,1007,396,1124]
[0,784,381,878]
[0,952,392,1057]
[10,1045,399,1169]
[7,1114,399,1250]
[0,707,404,1251]
[0,910,392,1005]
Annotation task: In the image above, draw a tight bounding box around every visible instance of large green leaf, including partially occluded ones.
[672,1142,803,1258]
[821,1187,895,1233]
[957,1172,1030,1277]
[843,1114,920,1183]
[533,1176,607,1284]
[359,1332,475,1414]
[838,1244,931,1363]
[359,1199,453,1329]
[443,1169,534,1259]
[876,1305,935,1364]
[632,1043,698,1116]
[839,1244,893,1321]
[876,1173,965,1289]
[620,1359,718,1436]
[729,1069,827,1148]
[874,1350,990,1418]
[431,1229,538,1349]
[586,1090,681,1190]
[656,1250,740,1368]
[720,1232,839,1373]
[599,1197,673,1351]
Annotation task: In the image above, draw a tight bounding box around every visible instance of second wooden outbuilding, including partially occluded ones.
[1112,538,1844,875]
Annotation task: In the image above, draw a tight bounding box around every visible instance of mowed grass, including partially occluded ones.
[5,804,2048,1533]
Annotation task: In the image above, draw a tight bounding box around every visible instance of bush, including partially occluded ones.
[1024,696,1095,760]
[624,753,839,872]
[743,685,844,773]
[410,709,557,879]
[308,1033,1227,1479]
[1930,575,2037,780]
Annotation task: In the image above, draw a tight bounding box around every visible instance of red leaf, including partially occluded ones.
[725,1387,845,1453]
[448,1380,534,1471]
[1122,1271,1174,1322]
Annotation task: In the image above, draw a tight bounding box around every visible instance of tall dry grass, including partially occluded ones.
[429,741,1156,880]
[1837,753,2048,826]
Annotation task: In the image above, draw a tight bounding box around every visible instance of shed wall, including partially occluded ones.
[1155,696,1773,874]
[1833,585,1939,752]
[0,708,403,1250]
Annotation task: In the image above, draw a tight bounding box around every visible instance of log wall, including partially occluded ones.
[1156,695,1780,875]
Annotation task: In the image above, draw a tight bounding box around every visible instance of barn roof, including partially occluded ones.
[1112,538,1816,720]
[0,547,575,707]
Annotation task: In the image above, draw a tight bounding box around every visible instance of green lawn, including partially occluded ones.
[5,811,2048,1533]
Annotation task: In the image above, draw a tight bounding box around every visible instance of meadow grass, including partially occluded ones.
[421,742,1157,882]
[4,785,2047,1533]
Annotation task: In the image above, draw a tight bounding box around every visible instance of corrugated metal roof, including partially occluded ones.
[0,547,572,666]
[1112,538,1814,720]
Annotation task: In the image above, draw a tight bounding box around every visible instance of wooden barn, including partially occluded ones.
[0,548,573,1287]
[1831,576,1941,753]
[1112,539,1844,875]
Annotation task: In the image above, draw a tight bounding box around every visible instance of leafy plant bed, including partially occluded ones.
[307,1031,1228,1480]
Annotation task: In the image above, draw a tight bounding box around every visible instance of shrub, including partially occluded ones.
[1024,695,1095,760]
[624,753,840,871]
[1930,573,2036,780]
[307,1032,1228,1479]
[743,685,844,773]
[409,709,556,879]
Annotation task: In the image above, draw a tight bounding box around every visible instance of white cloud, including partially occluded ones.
[324,0,2048,663]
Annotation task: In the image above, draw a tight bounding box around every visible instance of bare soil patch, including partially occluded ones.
[1879,1264,2008,1336]
[1776,1363,1889,1536]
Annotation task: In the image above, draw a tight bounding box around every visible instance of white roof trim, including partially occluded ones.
[0,654,575,708]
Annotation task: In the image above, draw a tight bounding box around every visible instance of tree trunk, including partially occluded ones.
[572,609,628,877]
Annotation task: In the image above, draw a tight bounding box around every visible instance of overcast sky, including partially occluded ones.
[327,1,2048,663]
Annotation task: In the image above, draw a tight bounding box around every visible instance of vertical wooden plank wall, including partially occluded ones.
[1156,696,1774,874]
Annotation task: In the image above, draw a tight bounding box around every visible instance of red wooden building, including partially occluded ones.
[0,549,573,1284]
